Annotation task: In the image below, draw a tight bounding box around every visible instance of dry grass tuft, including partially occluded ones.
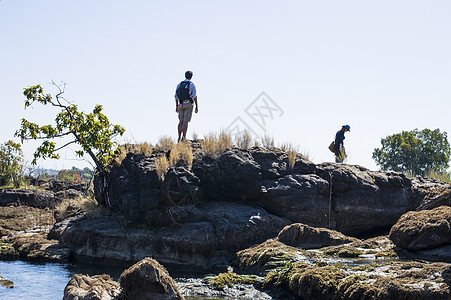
[178,142,194,167]
[235,130,253,149]
[281,143,298,170]
[155,135,175,151]
[114,145,130,165]
[191,132,199,140]
[114,142,153,165]
[202,131,234,157]
[286,144,298,170]
[155,155,170,181]
[202,132,219,156]
[169,142,194,168]
[261,134,275,149]
[55,196,105,221]
[218,130,234,153]
[133,142,153,156]
[425,169,451,182]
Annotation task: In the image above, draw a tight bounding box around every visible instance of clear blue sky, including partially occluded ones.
[1,0,450,171]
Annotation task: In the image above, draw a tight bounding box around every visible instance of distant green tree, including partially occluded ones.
[15,83,125,172]
[57,166,93,183]
[0,140,24,187]
[372,128,451,176]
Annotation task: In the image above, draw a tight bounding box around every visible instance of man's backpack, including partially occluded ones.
[176,81,193,103]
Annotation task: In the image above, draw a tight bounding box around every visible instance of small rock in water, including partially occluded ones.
[0,275,14,288]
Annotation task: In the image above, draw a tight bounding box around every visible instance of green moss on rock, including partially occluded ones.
[0,241,18,260]
[208,272,257,290]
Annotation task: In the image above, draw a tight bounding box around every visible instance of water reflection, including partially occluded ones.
[0,260,239,300]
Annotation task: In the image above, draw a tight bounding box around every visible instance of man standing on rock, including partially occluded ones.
[334,125,350,163]
[175,71,198,142]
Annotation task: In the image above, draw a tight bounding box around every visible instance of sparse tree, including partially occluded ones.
[15,83,125,173]
[0,140,24,187]
[372,128,451,176]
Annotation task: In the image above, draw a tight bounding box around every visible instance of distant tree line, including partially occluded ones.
[373,128,451,179]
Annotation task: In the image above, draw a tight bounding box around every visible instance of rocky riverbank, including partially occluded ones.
[0,184,89,262]
[2,143,451,299]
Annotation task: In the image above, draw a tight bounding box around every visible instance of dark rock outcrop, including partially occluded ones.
[119,258,184,300]
[95,146,442,236]
[416,182,451,210]
[0,188,82,208]
[33,179,89,193]
[63,274,121,300]
[84,145,450,266]
[55,202,288,267]
[389,206,451,251]
[161,166,201,206]
[277,223,359,249]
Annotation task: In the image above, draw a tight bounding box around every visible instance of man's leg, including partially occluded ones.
[181,104,193,141]
[181,120,189,140]
[177,121,183,142]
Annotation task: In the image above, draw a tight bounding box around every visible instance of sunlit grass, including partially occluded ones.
[114,142,153,165]
[55,196,105,220]
[235,130,253,149]
[425,169,451,182]
[169,142,193,168]
[261,134,275,149]
[155,135,175,152]
[155,155,170,181]
[218,130,233,153]
[202,132,219,156]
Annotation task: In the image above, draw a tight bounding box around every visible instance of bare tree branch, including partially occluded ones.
[21,131,73,140]
[54,140,77,152]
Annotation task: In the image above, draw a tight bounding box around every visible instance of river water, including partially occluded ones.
[0,260,261,300]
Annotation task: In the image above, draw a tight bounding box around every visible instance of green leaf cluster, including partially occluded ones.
[0,140,24,187]
[372,128,451,176]
[15,84,125,172]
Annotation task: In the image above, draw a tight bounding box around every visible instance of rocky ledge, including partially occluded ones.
[235,235,451,300]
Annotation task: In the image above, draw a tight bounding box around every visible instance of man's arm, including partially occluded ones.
[175,83,181,112]
[193,96,198,113]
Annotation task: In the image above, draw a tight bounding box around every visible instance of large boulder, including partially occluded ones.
[94,153,162,218]
[277,223,359,249]
[416,181,451,210]
[389,205,451,251]
[119,258,184,300]
[213,149,263,200]
[63,274,121,300]
[259,163,418,235]
[249,147,316,179]
[161,166,201,206]
[193,148,265,201]
[0,189,60,208]
[260,174,330,227]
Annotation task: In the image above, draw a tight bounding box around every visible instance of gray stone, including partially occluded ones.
[63,274,121,300]
[119,257,184,300]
